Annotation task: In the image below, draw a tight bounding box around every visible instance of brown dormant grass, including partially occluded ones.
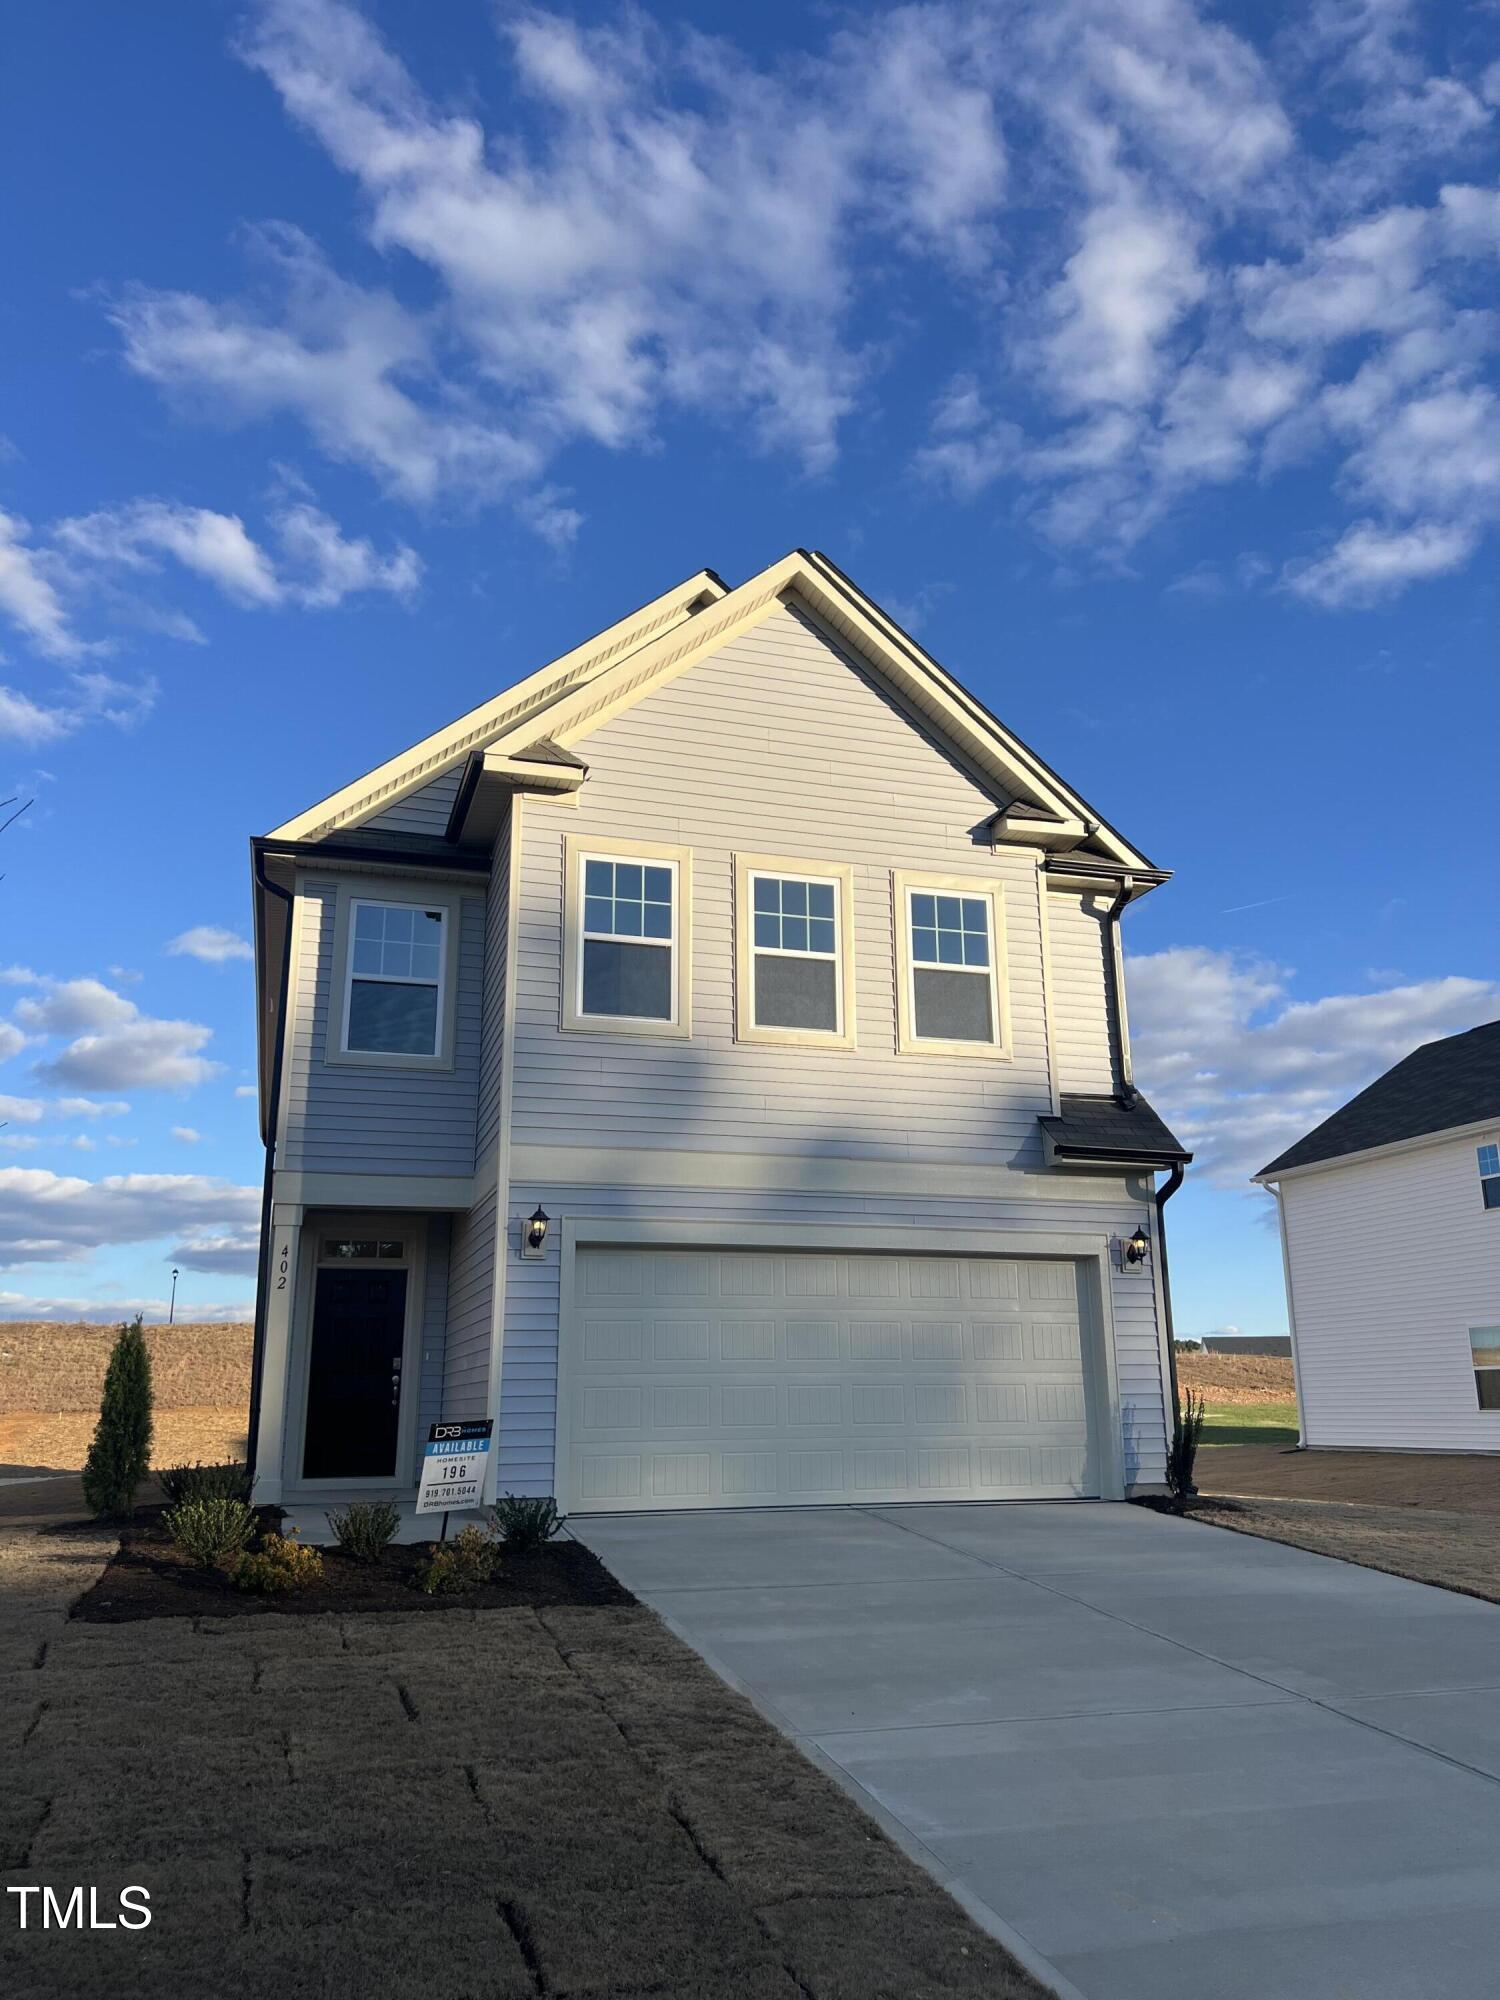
[0,1407,248,1473]
[1177,1348,1296,1406]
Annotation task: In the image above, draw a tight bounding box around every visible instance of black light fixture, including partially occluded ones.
[523,1205,550,1258]
[1123,1226,1151,1270]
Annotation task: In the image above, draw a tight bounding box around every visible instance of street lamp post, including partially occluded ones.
[168,1267,179,1326]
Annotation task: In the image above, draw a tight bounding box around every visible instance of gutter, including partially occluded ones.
[1103,879,1135,1101]
[1154,1160,1186,1426]
[253,834,490,874]
[245,848,295,1488]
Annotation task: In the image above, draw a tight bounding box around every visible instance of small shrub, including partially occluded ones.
[81,1316,153,1518]
[489,1493,565,1552]
[158,1460,250,1506]
[164,1494,257,1570]
[1165,1388,1207,1512]
[419,1525,498,1596]
[234,1529,324,1595]
[330,1499,400,1563]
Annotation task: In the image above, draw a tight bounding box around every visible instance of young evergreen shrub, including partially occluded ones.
[233,1530,323,1594]
[329,1500,400,1562]
[164,1494,257,1569]
[419,1525,498,1595]
[81,1316,154,1518]
[490,1494,565,1552]
[158,1460,250,1506]
[1165,1388,1208,1513]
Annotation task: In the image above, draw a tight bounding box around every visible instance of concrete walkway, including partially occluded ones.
[572,1501,1500,2000]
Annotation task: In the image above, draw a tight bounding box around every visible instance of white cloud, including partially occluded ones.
[53,495,421,613]
[1128,945,1500,1185]
[171,1126,201,1144]
[167,926,254,965]
[0,1166,258,1269]
[166,1229,260,1277]
[53,1097,130,1119]
[0,1095,43,1123]
[0,1021,28,1062]
[0,1290,252,1322]
[0,511,89,661]
[1284,519,1478,607]
[34,1019,218,1091]
[15,975,219,1091]
[15,978,138,1035]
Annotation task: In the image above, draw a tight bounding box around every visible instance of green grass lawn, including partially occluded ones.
[1198,1399,1299,1447]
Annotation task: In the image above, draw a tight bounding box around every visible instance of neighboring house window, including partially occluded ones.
[344,900,446,1056]
[893,873,1010,1058]
[1471,1327,1500,1410]
[563,836,692,1036]
[1479,1144,1500,1209]
[734,856,855,1047]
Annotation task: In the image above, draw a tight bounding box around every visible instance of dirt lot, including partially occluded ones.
[2,1550,1045,2000]
[0,1407,247,1475]
[1200,1442,1500,1511]
[0,1321,251,1412]
[1177,1348,1296,1405]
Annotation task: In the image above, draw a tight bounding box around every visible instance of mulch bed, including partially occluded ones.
[74,1513,634,1622]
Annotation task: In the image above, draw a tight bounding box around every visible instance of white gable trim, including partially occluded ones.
[268,568,726,842]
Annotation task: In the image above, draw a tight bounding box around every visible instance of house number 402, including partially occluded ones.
[275,1240,290,1291]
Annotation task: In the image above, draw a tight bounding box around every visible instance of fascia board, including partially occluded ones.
[267,568,726,842]
[1254,1112,1500,1186]
[798,550,1152,870]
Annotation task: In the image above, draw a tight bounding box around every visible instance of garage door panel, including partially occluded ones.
[566,1249,1097,1511]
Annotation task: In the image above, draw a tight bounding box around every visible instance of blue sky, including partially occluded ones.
[1,0,1497,1328]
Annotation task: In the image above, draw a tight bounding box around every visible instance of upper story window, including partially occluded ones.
[563,836,692,1037]
[343,900,446,1057]
[734,856,855,1049]
[894,874,1010,1059]
[1479,1144,1500,1209]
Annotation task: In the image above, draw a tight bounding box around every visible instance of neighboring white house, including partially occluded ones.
[1256,1020,1500,1452]
[247,548,1190,1518]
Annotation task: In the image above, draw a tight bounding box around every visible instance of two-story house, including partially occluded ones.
[247,550,1189,1520]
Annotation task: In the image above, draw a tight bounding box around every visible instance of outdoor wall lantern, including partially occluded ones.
[1122,1226,1151,1270]
[521,1205,551,1259]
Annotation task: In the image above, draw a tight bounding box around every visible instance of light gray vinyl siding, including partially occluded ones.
[1279,1132,1500,1451]
[417,1215,450,1433]
[511,602,1055,1165]
[441,1188,495,1422]
[279,876,485,1177]
[475,811,512,1163]
[495,1180,1169,1496]
[363,767,464,837]
[1047,890,1121,1095]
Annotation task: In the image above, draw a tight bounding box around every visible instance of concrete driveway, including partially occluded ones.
[572,1501,1500,2000]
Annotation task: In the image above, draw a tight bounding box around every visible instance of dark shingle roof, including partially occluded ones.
[1259,1018,1500,1177]
[1040,1093,1190,1166]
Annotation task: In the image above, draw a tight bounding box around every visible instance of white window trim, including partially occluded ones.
[893,871,1012,1061]
[1471,1325,1500,1412]
[324,883,463,1072]
[1478,1143,1500,1211]
[734,852,856,1050]
[562,833,692,1038]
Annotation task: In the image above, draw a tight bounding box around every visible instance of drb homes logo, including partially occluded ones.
[6,1886,151,1930]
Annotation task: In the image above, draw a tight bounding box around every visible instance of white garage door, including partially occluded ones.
[562,1248,1097,1512]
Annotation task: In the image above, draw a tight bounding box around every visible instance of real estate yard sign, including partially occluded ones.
[416,1420,493,1515]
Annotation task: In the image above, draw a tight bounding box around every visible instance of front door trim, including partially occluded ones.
[555,1217,1124,1512]
[283,1210,427,1499]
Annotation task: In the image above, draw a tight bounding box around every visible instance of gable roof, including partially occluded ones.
[268,548,1158,873]
[1258,1019,1500,1178]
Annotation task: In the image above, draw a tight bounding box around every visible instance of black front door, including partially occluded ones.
[302,1267,408,1480]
